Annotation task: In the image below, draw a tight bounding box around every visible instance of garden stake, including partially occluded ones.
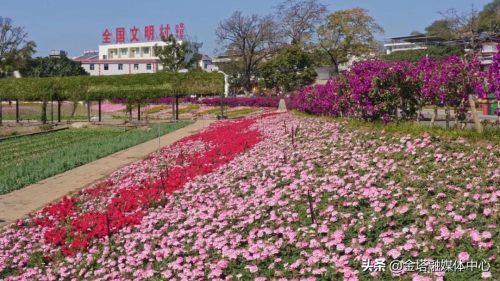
[307,189,316,225]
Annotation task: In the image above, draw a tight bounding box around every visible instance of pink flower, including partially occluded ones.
[481,271,492,279]
[387,249,401,259]
[458,251,470,262]
[483,208,492,216]
[397,205,409,214]
[439,227,450,239]
[245,265,258,273]
[470,230,481,242]
[412,273,432,281]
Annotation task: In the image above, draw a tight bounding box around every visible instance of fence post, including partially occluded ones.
[16,99,19,123]
[41,101,47,124]
[87,101,91,122]
[175,95,179,120]
[51,100,54,123]
[57,100,62,123]
[220,92,224,119]
[98,99,102,122]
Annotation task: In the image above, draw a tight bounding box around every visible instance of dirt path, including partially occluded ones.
[0,120,214,228]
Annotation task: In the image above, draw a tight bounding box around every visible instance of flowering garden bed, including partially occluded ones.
[0,113,497,280]
[289,52,499,126]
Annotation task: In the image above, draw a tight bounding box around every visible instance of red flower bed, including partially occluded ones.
[32,117,264,256]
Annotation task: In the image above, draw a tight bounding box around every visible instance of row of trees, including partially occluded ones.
[0,17,36,77]
[0,16,91,79]
[0,71,224,101]
[425,0,499,43]
[215,0,499,94]
[385,1,499,62]
[215,0,384,94]
[0,17,197,79]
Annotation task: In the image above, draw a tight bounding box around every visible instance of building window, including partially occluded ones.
[104,64,109,70]
[121,48,127,55]
[118,64,123,70]
[103,55,107,59]
[146,64,151,70]
[89,64,95,70]
[143,47,150,54]
[134,64,139,70]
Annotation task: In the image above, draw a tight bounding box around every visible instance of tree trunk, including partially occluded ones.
[454,108,458,129]
[220,92,224,119]
[98,99,102,122]
[0,99,2,126]
[57,100,62,123]
[172,100,175,120]
[41,101,48,124]
[16,99,19,123]
[445,107,450,129]
[468,95,483,133]
[137,103,141,121]
[331,63,340,75]
[50,100,54,123]
[70,101,77,119]
[175,95,179,120]
[87,101,91,122]
[430,106,438,127]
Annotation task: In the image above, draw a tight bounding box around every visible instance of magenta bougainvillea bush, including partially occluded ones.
[0,113,497,280]
[151,96,280,108]
[290,52,499,122]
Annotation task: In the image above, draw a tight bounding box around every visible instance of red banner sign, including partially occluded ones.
[102,23,185,44]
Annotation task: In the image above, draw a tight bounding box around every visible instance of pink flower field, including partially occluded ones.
[0,113,498,280]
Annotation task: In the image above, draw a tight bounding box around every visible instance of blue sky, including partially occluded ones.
[1,0,491,57]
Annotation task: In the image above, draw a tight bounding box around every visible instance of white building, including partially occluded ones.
[384,35,445,55]
[74,40,202,76]
[198,54,219,72]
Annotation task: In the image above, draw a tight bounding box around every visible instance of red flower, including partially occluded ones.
[43,227,66,246]
[38,116,267,255]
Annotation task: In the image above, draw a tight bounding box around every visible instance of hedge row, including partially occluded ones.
[0,72,224,102]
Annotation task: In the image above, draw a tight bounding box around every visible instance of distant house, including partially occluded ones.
[383,33,499,67]
[383,35,445,55]
[469,33,500,68]
[198,54,219,72]
[49,50,68,58]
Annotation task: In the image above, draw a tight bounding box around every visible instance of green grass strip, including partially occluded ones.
[0,121,191,194]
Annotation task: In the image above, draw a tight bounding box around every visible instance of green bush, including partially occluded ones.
[0,72,224,102]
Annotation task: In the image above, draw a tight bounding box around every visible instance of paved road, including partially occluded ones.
[0,120,214,228]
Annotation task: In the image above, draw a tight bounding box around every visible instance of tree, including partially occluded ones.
[259,45,317,92]
[21,55,88,77]
[153,34,196,72]
[425,7,486,50]
[0,17,36,77]
[275,0,327,45]
[216,11,282,93]
[477,0,500,32]
[410,31,424,36]
[425,19,456,40]
[216,60,246,95]
[316,8,384,74]
[384,45,465,62]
